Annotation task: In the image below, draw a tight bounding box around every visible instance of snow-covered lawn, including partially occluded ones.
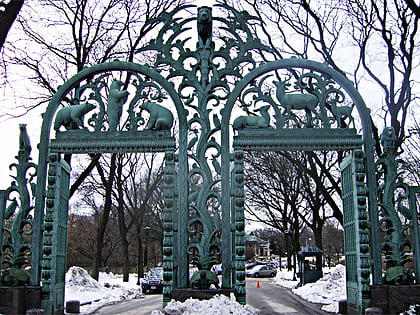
[65,266,257,314]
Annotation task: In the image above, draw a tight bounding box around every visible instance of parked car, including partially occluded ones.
[141,267,163,294]
[246,262,266,270]
[246,264,277,278]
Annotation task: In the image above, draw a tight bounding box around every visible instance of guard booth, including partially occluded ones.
[298,244,323,286]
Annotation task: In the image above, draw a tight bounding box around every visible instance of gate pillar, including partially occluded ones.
[40,153,71,314]
[232,150,246,303]
[162,150,177,304]
[341,150,371,314]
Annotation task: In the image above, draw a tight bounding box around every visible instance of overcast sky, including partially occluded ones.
[0,0,218,188]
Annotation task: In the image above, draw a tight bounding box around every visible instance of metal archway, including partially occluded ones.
[25,4,382,314]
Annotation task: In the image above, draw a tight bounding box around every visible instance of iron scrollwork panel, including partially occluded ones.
[0,125,36,286]
[376,127,418,284]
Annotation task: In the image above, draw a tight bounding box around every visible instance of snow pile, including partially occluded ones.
[152,293,257,315]
[292,265,346,313]
[401,304,420,315]
[66,266,102,290]
[273,269,299,289]
[65,266,142,314]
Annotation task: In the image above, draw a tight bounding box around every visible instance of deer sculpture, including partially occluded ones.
[233,105,270,130]
[273,80,319,125]
[330,101,353,127]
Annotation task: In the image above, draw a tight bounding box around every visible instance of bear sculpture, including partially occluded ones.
[107,80,129,131]
[54,102,96,131]
[140,102,174,131]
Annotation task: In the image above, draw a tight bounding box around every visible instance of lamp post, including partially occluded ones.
[137,231,143,285]
[144,227,151,270]
[137,226,152,285]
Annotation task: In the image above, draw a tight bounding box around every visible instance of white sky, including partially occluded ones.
[0,0,218,188]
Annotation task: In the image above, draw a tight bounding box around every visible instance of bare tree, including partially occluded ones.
[74,152,164,280]
[245,150,341,247]
[322,219,344,268]
[1,0,187,116]
[112,153,164,281]
[0,0,24,50]
[218,0,419,153]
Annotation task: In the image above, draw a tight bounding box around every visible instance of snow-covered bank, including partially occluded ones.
[65,266,142,314]
[65,265,419,314]
[274,264,346,313]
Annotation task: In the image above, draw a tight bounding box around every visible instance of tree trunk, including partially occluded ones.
[91,154,117,280]
[121,236,130,282]
[116,156,130,282]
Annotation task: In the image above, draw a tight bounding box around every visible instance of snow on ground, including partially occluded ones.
[151,294,257,315]
[274,264,346,313]
[65,266,256,315]
[65,266,142,314]
[63,264,418,314]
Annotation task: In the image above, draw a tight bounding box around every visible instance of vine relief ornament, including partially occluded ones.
[376,126,415,285]
[0,124,36,286]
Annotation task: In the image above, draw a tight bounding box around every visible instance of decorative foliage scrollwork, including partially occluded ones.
[376,126,415,284]
[137,4,275,275]
[0,125,36,285]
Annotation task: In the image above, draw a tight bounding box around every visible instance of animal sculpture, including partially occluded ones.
[274,80,318,122]
[54,102,96,131]
[232,105,270,130]
[140,102,174,131]
[330,101,353,127]
[107,80,129,131]
[197,6,212,46]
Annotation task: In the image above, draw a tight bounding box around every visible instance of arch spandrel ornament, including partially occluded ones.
[229,67,364,151]
[44,64,183,154]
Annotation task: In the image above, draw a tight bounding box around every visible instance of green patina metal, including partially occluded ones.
[0,124,36,286]
[376,127,420,284]
[41,153,70,313]
[341,150,371,313]
[3,4,414,315]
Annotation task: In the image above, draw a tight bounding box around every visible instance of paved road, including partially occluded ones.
[94,278,329,314]
[247,278,328,314]
[94,294,162,315]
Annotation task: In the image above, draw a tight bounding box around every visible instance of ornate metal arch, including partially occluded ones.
[32,61,186,284]
[20,4,385,314]
[220,58,380,285]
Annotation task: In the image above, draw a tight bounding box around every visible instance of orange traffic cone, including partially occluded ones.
[256,280,260,288]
